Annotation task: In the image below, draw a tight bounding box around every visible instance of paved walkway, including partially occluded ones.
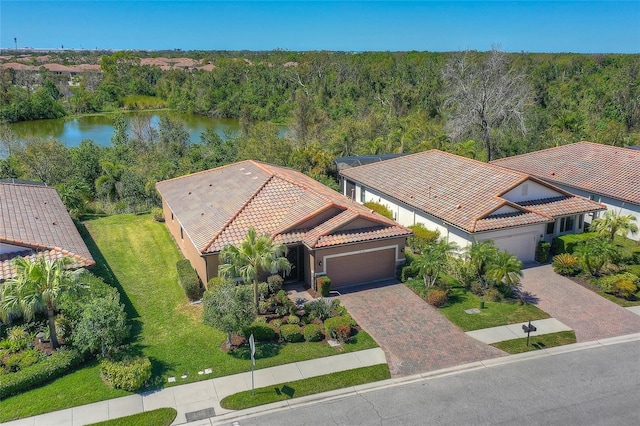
[466,317,573,344]
[337,281,506,377]
[3,348,387,426]
[520,264,640,342]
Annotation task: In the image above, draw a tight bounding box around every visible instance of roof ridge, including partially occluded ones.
[306,210,358,248]
[156,160,256,187]
[200,174,275,253]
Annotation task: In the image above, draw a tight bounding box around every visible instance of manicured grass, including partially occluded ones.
[220,364,391,410]
[0,360,129,422]
[491,331,577,354]
[87,408,176,426]
[437,286,550,331]
[0,214,377,422]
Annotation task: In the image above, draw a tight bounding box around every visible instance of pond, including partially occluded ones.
[6,111,243,148]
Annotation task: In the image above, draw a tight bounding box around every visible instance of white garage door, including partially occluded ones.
[486,233,537,262]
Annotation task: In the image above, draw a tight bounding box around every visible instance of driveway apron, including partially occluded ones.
[337,281,505,377]
[521,264,640,342]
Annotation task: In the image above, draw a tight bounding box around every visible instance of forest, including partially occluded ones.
[1,49,639,216]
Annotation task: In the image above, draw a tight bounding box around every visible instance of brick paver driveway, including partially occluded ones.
[338,281,505,377]
[521,264,640,342]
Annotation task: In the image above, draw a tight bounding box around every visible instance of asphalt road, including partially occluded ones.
[223,340,640,425]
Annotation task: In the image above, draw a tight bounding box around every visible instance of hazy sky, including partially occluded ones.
[2,1,639,53]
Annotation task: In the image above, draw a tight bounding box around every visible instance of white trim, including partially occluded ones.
[319,244,399,275]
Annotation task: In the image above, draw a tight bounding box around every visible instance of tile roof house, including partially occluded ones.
[0,180,95,282]
[339,150,605,262]
[155,161,412,289]
[492,142,640,241]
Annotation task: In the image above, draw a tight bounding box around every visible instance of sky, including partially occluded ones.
[1,1,639,53]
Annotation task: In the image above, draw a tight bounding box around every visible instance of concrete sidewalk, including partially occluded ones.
[465,318,572,344]
[3,348,387,426]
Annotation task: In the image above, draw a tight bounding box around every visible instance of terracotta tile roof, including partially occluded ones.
[340,150,604,233]
[518,196,602,217]
[156,161,410,253]
[491,141,640,205]
[0,182,95,281]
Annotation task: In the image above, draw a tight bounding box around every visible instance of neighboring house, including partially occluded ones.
[339,150,605,262]
[492,142,640,241]
[0,180,95,282]
[156,161,411,290]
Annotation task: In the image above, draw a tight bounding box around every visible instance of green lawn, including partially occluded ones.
[220,364,391,410]
[491,331,577,354]
[0,214,377,422]
[437,286,550,331]
[87,408,177,426]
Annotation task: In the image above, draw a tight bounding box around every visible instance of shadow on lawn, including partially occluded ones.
[229,342,283,360]
[77,220,141,339]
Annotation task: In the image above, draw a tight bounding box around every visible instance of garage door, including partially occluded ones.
[325,248,396,287]
[486,233,537,262]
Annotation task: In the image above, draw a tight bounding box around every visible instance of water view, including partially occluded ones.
[7,111,243,148]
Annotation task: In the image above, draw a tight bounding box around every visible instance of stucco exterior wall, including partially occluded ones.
[502,180,561,203]
[162,200,208,285]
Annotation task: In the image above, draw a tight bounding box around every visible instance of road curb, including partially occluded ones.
[209,332,640,425]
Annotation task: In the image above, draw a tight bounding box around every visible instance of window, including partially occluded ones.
[180,227,184,240]
[360,187,366,203]
[560,216,575,233]
[578,214,583,230]
[546,222,555,235]
[171,212,174,221]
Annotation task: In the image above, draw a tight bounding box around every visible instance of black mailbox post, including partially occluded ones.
[522,320,537,346]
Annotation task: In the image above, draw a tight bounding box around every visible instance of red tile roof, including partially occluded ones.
[340,150,604,233]
[491,142,640,205]
[156,161,411,253]
[0,182,95,281]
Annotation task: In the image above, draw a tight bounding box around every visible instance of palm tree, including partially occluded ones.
[465,240,500,287]
[218,227,291,308]
[0,257,86,350]
[486,251,523,293]
[411,239,458,288]
[574,237,619,276]
[590,210,638,241]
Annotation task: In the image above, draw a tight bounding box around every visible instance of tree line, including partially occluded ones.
[1,49,639,214]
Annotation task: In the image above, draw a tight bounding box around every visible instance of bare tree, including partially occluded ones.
[442,48,532,161]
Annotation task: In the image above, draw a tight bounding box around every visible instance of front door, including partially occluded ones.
[285,245,305,283]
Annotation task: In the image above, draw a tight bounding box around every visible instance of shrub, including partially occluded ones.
[151,207,164,222]
[100,356,152,391]
[275,290,288,305]
[303,324,323,342]
[306,298,339,321]
[0,348,84,399]
[3,349,42,373]
[363,201,393,219]
[426,289,449,307]
[258,282,269,300]
[258,300,271,315]
[176,259,202,301]
[242,322,276,342]
[535,241,551,263]
[407,224,440,253]
[613,279,638,299]
[207,276,228,290]
[333,325,352,343]
[317,276,331,297]
[271,319,282,329]
[484,288,502,302]
[552,253,579,276]
[553,233,597,254]
[597,272,639,293]
[254,316,267,324]
[324,314,356,341]
[287,315,300,325]
[279,324,303,343]
[267,274,284,294]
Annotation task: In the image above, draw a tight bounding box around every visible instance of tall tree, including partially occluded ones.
[590,210,638,241]
[442,48,532,160]
[486,251,523,293]
[0,257,86,350]
[218,227,291,308]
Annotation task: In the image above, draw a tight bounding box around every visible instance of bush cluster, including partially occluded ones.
[279,324,303,343]
[100,356,152,391]
[324,314,355,341]
[303,324,323,342]
[176,259,202,301]
[535,241,551,263]
[426,289,449,307]
[0,348,84,399]
[552,253,579,276]
[242,322,276,342]
[553,233,597,254]
[317,276,331,297]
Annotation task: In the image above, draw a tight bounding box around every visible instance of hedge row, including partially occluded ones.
[553,233,597,254]
[0,348,84,399]
[176,259,202,301]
